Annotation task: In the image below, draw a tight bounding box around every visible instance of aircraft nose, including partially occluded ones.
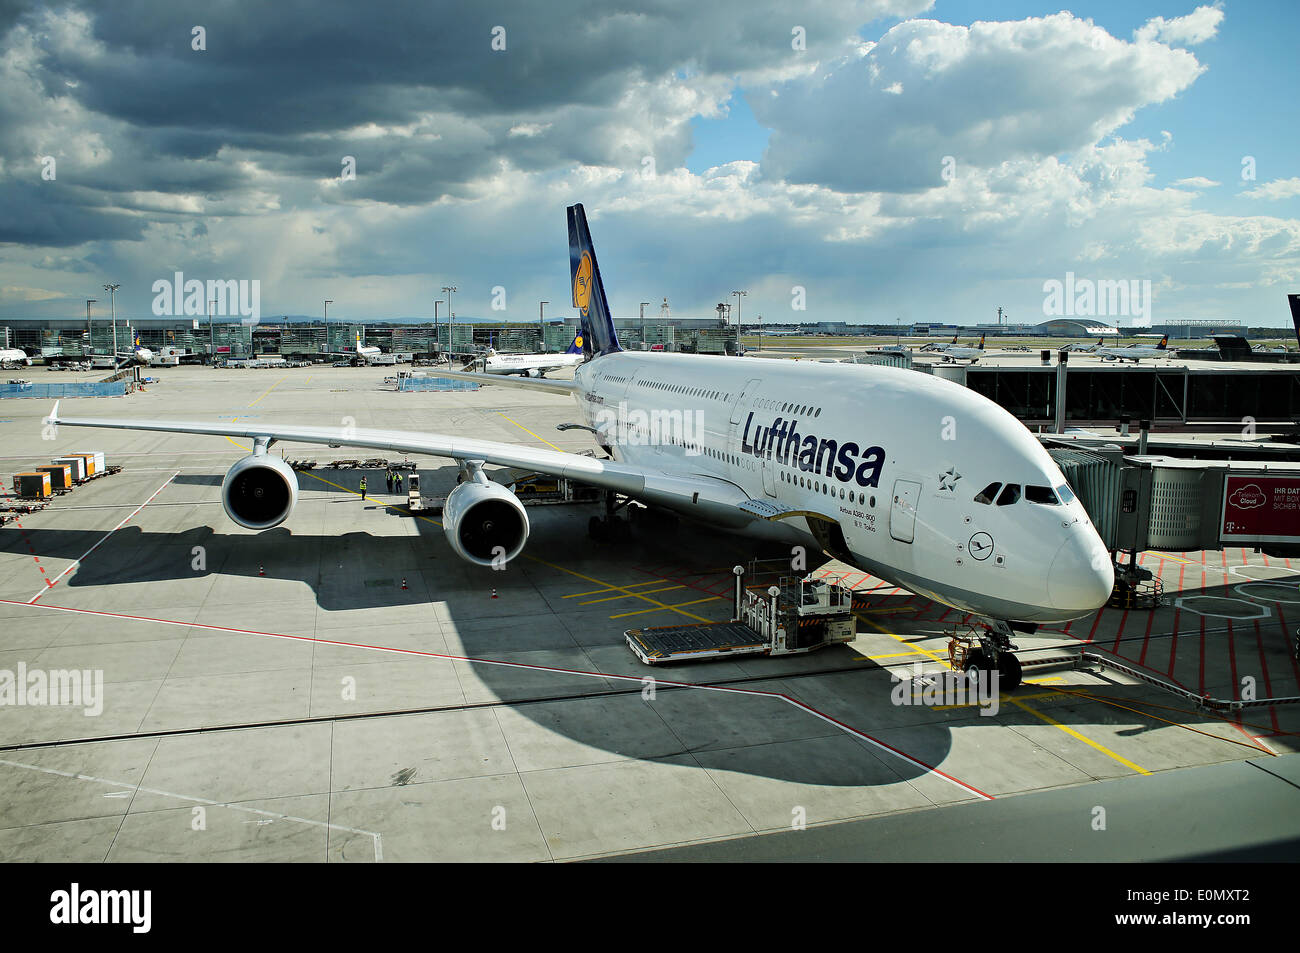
[1046,533,1114,615]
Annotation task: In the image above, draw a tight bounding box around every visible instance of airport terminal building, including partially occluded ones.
[1,315,740,360]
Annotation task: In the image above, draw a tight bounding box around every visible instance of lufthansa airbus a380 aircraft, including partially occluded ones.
[50,204,1113,687]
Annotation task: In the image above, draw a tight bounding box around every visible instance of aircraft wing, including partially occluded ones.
[48,402,749,510]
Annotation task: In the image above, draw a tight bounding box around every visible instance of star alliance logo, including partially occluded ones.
[939,467,961,491]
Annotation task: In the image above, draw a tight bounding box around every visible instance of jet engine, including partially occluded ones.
[221,454,299,530]
[442,479,529,567]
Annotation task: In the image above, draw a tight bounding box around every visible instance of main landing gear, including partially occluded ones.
[951,620,1023,691]
[588,490,632,542]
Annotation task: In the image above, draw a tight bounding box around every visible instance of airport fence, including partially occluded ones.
[0,381,128,399]
[395,377,480,392]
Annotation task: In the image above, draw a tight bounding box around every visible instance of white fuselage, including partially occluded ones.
[485,352,584,376]
[573,351,1112,624]
[0,348,31,365]
[1097,346,1166,362]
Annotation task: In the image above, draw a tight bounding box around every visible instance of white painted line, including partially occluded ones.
[0,757,383,862]
[28,470,180,604]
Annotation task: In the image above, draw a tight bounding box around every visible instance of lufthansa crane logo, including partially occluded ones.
[574,335,584,348]
[573,251,593,316]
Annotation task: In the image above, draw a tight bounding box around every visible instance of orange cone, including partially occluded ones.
[491,588,498,599]
[258,564,265,576]
[401,577,408,590]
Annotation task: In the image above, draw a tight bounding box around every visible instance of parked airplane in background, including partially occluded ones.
[480,333,585,377]
[1095,334,1169,363]
[353,332,382,365]
[117,336,153,366]
[0,346,31,368]
[923,333,986,362]
[50,204,1113,688]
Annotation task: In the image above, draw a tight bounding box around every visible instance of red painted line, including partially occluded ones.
[1198,615,1206,698]
[1167,608,1181,678]
[1138,610,1156,667]
[1262,553,1270,568]
[0,598,993,801]
[29,471,179,603]
[1110,609,1130,656]
[1226,619,1240,724]
[1085,607,1106,644]
[1253,619,1280,734]
[1240,548,1249,566]
[936,607,953,623]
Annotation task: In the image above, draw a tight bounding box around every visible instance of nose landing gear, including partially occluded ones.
[948,619,1023,691]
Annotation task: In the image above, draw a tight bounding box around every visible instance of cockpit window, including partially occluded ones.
[1025,485,1059,505]
[974,482,1001,505]
[1056,484,1076,504]
[996,484,1021,506]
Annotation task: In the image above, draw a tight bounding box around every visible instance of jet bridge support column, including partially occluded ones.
[1054,349,1069,434]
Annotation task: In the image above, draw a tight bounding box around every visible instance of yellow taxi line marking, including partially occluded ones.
[862,651,927,660]
[564,579,670,598]
[495,412,566,452]
[933,692,1059,709]
[1150,551,1194,564]
[856,614,949,664]
[857,614,1147,774]
[610,596,721,619]
[247,375,289,408]
[579,585,685,605]
[1008,697,1150,775]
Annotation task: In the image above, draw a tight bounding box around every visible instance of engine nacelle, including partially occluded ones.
[221,454,299,530]
[442,478,529,567]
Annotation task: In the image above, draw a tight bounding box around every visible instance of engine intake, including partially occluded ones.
[221,454,299,530]
[443,478,529,567]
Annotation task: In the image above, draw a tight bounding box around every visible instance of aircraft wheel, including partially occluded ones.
[996,652,1022,691]
[964,649,988,683]
[588,516,607,541]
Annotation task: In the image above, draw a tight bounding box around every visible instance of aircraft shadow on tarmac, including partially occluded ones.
[4,495,1286,787]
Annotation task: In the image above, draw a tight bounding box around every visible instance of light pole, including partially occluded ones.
[103,283,120,366]
[433,299,441,355]
[757,313,762,352]
[208,299,215,363]
[639,301,650,345]
[539,300,548,350]
[731,290,746,355]
[442,285,456,352]
[85,299,96,358]
[324,299,332,354]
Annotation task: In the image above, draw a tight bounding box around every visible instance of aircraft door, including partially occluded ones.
[760,454,776,497]
[890,479,921,543]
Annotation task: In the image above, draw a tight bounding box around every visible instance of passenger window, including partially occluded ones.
[974,482,1001,505]
[1056,484,1076,504]
[1025,485,1059,505]
[996,484,1021,506]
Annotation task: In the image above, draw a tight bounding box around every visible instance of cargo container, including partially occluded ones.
[69,451,105,476]
[34,464,73,490]
[51,456,87,482]
[12,471,52,499]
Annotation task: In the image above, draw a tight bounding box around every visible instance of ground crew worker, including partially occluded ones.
[395,471,403,495]
[386,469,393,492]
[359,476,367,500]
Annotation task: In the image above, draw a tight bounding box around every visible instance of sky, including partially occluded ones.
[0,0,1297,328]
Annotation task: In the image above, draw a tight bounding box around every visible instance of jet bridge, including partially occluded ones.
[625,566,856,665]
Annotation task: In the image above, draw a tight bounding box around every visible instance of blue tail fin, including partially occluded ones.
[568,204,620,358]
[565,332,584,355]
[1289,294,1300,350]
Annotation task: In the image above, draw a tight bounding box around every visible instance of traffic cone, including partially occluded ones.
[401,577,408,590]
[491,588,498,599]
[258,564,265,577]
